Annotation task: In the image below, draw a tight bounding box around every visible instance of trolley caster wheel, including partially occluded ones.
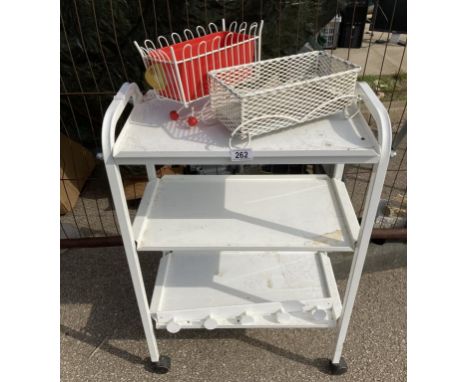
[329,357,348,375]
[149,355,171,374]
[371,238,386,246]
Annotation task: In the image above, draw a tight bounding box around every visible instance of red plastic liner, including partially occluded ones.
[148,31,256,103]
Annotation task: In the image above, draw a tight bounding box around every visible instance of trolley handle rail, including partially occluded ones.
[356,81,392,158]
[102,82,143,163]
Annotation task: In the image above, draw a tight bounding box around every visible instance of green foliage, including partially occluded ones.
[359,72,407,102]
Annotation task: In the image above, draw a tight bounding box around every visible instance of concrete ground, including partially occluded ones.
[61,242,406,381]
[334,27,407,76]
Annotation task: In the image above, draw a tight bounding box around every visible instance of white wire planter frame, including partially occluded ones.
[134,19,263,126]
[209,51,361,141]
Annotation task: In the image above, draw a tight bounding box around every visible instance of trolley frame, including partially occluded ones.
[101,81,391,372]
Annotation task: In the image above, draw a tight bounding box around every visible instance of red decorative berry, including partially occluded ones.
[187,116,198,127]
[169,110,179,121]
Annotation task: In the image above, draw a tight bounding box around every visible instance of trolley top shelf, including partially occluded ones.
[104,82,390,165]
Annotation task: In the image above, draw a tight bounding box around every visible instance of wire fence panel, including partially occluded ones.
[60,0,406,242]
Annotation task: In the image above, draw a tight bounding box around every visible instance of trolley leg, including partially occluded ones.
[332,164,344,180]
[105,162,170,372]
[146,164,157,180]
[330,161,388,371]
[321,164,344,180]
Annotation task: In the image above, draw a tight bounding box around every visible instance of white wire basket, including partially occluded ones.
[209,51,361,140]
[134,19,263,126]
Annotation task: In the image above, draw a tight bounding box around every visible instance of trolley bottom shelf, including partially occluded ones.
[150,251,342,332]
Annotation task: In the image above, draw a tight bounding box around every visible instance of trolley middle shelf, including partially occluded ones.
[133,174,360,252]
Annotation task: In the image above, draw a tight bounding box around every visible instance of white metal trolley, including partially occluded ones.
[102,81,391,374]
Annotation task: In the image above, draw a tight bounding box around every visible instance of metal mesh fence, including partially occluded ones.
[60,0,406,242]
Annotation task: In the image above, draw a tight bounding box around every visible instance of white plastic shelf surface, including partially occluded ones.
[112,96,379,164]
[133,174,360,251]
